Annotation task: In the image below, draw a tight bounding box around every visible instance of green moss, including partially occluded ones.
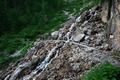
[82,63,120,80]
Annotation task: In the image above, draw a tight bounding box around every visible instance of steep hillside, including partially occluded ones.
[1,6,120,80]
[0,0,99,68]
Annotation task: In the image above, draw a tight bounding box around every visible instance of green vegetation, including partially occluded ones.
[0,0,101,54]
[82,63,120,80]
[0,0,101,68]
[0,55,20,69]
[0,42,33,69]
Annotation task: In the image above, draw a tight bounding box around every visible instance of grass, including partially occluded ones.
[0,55,20,69]
[0,10,68,69]
[0,0,101,68]
[82,63,120,80]
[0,42,33,69]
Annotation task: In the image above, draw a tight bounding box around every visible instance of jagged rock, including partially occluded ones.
[32,55,38,60]
[104,44,109,48]
[95,39,102,46]
[76,16,81,23]
[73,34,85,42]
[62,78,71,80]
[35,42,45,50]
[81,21,88,27]
[87,29,92,35]
[70,63,81,71]
[10,50,21,57]
[85,36,89,40]
[91,29,98,35]
[83,27,88,35]
[110,35,114,39]
[51,31,59,38]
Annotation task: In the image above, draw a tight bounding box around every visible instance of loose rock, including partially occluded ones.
[73,34,85,42]
[51,31,59,38]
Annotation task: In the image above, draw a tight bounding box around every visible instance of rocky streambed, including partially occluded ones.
[1,6,120,80]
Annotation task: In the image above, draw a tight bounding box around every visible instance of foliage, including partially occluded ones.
[0,0,98,55]
[0,42,33,69]
[0,0,101,68]
[82,63,120,80]
[0,0,68,34]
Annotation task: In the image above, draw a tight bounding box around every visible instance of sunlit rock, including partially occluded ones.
[73,34,85,42]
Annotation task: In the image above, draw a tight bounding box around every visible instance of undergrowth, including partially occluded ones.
[0,0,101,68]
[82,63,120,80]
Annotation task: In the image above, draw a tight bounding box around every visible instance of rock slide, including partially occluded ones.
[1,6,120,80]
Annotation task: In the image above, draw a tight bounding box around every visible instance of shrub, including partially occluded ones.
[82,63,120,80]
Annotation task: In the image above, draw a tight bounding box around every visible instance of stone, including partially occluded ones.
[70,63,80,71]
[51,31,59,37]
[35,42,45,49]
[76,16,81,23]
[104,44,111,51]
[34,41,38,46]
[95,39,102,46]
[81,21,88,27]
[63,78,70,80]
[104,44,109,48]
[100,45,104,50]
[32,55,38,60]
[87,30,92,35]
[91,29,98,35]
[10,50,21,57]
[110,35,114,38]
[85,48,94,53]
[73,34,85,42]
[85,36,89,40]
[83,27,88,35]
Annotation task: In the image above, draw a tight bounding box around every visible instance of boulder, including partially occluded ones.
[73,34,85,42]
[83,27,88,35]
[76,16,81,23]
[87,30,92,35]
[70,63,81,71]
[51,31,59,38]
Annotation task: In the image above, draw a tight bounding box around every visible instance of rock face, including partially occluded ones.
[1,6,120,80]
[102,0,120,49]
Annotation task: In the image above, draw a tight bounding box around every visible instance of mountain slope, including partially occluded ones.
[1,6,120,80]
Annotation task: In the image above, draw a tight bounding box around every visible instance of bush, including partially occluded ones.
[82,63,120,80]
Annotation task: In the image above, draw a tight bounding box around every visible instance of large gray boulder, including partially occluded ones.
[73,34,85,42]
[51,31,59,39]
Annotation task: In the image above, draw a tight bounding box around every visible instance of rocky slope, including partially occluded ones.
[1,6,120,80]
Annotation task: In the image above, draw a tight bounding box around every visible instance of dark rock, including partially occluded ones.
[83,27,88,35]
